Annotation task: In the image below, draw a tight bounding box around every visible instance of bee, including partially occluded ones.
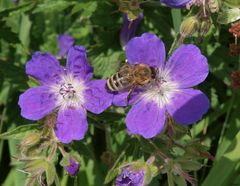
[106,62,157,102]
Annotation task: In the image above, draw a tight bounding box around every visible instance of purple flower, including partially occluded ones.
[18,46,113,143]
[113,33,210,138]
[57,34,75,58]
[160,0,203,8]
[120,13,144,48]
[160,0,191,8]
[65,159,79,176]
[116,167,145,186]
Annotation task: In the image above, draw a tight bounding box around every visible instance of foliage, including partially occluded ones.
[0,0,240,186]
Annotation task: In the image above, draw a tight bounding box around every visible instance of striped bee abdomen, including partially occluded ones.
[106,72,132,92]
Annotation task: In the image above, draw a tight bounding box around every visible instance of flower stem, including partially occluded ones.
[105,124,112,153]
[171,9,181,34]
[218,89,236,145]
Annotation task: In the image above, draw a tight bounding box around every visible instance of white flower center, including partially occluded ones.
[141,68,180,108]
[50,75,86,110]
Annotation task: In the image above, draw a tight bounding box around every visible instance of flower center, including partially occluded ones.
[141,68,179,108]
[50,75,86,110]
[59,83,76,100]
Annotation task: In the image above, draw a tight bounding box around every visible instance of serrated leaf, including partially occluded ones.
[217,8,240,24]
[104,168,119,184]
[173,175,187,186]
[33,1,75,13]
[223,0,240,8]
[0,2,31,18]
[71,1,97,17]
[0,124,39,140]
[91,50,124,78]
[177,159,202,171]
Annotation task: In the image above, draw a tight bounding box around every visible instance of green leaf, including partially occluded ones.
[27,77,40,88]
[33,0,75,13]
[0,20,20,44]
[8,137,26,186]
[0,2,31,18]
[177,159,202,171]
[217,8,240,24]
[104,168,119,184]
[2,169,15,186]
[202,131,240,186]
[91,50,124,78]
[216,92,240,159]
[46,162,57,186]
[223,0,240,8]
[0,61,27,88]
[71,1,97,17]
[171,9,182,34]
[173,175,187,186]
[19,14,32,47]
[167,171,175,186]
[0,124,39,140]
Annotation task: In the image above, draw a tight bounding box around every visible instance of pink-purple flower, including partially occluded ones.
[116,167,145,186]
[65,158,79,176]
[120,13,144,48]
[57,34,75,58]
[113,33,210,138]
[160,0,197,8]
[18,46,113,143]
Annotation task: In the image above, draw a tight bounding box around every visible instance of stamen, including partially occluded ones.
[59,83,76,100]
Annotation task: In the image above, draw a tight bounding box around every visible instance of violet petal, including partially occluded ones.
[65,159,79,176]
[126,33,166,68]
[58,34,75,58]
[55,106,88,144]
[165,44,208,88]
[126,100,166,138]
[166,88,210,125]
[84,80,113,114]
[113,91,140,107]
[120,13,144,47]
[66,46,93,81]
[116,168,145,186]
[26,52,64,85]
[160,0,191,8]
[18,86,57,120]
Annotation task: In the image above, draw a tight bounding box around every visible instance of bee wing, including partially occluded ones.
[118,63,132,75]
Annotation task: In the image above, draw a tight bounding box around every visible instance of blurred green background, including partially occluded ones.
[0,0,240,185]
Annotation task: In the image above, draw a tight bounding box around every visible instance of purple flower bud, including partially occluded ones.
[116,167,145,186]
[65,159,79,176]
[57,34,75,58]
[120,13,143,48]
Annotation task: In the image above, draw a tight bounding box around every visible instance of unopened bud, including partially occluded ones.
[115,159,158,186]
[180,16,199,38]
[20,132,41,148]
[199,19,211,36]
[65,158,79,176]
[101,151,116,167]
[231,70,240,89]
[128,0,140,11]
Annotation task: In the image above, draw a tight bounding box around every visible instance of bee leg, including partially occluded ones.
[126,86,136,105]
